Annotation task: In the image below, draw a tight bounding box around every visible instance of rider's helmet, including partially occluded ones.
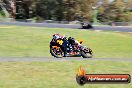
[68,37,75,44]
[53,34,64,40]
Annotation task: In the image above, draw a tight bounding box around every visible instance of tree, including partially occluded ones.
[109,0,127,21]
[126,0,132,11]
[35,0,58,20]
[98,0,110,22]
[98,0,130,22]
[62,0,79,21]
[35,0,98,21]
[79,0,97,21]
[54,0,65,21]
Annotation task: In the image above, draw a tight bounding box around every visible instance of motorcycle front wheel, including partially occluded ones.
[50,46,64,58]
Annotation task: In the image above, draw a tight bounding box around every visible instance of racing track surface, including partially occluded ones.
[0,57,132,62]
[0,22,132,32]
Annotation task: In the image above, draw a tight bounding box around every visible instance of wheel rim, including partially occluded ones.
[52,47,64,57]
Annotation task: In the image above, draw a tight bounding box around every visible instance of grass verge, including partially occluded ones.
[0,60,132,88]
[0,25,132,58]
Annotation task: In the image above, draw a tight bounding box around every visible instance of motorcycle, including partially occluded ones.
[81,22,93,29]
[50,39,93,58]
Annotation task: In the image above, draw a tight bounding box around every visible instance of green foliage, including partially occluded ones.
[98,0,132,22]
[123,12,132,22]
[32,0,132,22]
[36,0,58,20]
[0,10,6,17]
[35,0,97,21]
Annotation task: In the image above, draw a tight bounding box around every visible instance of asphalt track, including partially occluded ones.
[0,22,132,32]
[0,57,132,62]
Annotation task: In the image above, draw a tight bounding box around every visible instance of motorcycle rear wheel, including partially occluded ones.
[81,51,93,58]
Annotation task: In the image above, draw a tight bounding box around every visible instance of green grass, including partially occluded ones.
[0,25,132,58]
[0,60,132,88]
[0,25,132,88]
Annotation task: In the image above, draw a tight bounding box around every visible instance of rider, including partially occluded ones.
[52,34,73,57]
[68,37,81,46]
